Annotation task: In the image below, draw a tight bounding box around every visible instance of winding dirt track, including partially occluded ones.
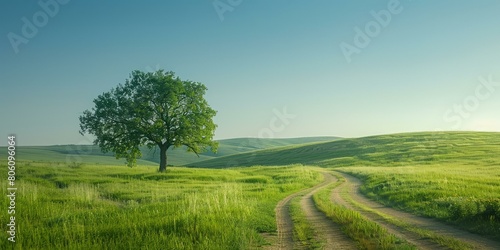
[265,171,500,250]
[333,172,500,250]
[274,190,298,250]
[299,173,357,249]
[271,172,356,249]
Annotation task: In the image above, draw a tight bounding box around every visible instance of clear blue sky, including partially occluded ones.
[1,0,500,146]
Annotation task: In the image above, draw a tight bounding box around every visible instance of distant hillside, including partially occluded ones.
[0,136,339,166]
[3,145,159,166]
[200,137,340,157]
[189,132,500,168]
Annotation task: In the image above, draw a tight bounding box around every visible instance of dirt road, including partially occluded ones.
[266,171,500,249]
[332,172,500,250]
[271,172,356,249]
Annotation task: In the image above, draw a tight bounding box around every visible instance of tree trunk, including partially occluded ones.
[159,145,168,172]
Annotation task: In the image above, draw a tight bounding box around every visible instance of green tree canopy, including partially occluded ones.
[79,70,218,172]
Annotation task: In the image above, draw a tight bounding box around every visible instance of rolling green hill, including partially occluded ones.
[6,132,499,168]
[200,137,340,157]
[0,136,339,166]
[190,132,500,168]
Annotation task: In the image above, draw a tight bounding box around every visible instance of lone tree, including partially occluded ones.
[79,70,218,172]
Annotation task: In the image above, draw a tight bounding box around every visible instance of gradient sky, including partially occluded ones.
[1,0,500,146]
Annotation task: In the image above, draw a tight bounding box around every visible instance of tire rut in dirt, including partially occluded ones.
[275,193,296,250]
[271,172,357,250]
[300,173,357,249]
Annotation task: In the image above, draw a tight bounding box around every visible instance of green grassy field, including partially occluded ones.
[0,161,321,249]
[192,131,500,240]
[1,132,499,248]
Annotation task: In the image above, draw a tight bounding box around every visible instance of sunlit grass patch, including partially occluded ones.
[0,162,322,249]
